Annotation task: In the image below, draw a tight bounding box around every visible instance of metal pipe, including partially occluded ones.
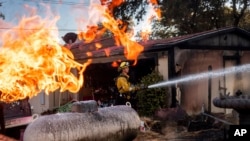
[201,112,233,125]
[208,65,212,113]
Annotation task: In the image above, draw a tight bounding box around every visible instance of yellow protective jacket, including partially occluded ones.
[116,74,136,94]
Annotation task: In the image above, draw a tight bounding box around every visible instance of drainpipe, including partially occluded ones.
[208,65,212,113]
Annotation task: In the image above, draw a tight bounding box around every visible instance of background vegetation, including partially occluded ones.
[136,71,170,117]
[112,0,250,40]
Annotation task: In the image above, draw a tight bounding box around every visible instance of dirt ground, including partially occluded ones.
[134,124,225,141]
[133,112,237,141]
[1,107,237,141]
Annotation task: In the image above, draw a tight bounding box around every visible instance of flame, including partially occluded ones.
[111,61,118,67]
[100,0,124,13]
[139,0,161,41]
[77,0,161,62]
[150,0,161,19]
[0,9,91,102]
[86,52,93,57]
[95,43,102,49]
[104,48,110,56]
[111,60,121,67]
[0,1,162,102]
[91,1,143,64]
[78,26,98,43]
[75,1,144,64]
[140,29,151,42]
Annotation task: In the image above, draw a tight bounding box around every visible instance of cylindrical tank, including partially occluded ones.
[23,105,140,141]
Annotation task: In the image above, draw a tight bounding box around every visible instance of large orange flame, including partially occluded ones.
[0,9,91,102]
[140,0,162,41]
[78,1,144,64]
[0,0,161,102]
[77,0,161,64]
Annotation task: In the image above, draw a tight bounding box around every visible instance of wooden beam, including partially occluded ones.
[168,48,177,108]
[178,44,250,50]
[75,52,158,64]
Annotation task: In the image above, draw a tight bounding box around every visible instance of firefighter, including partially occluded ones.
[115,61,147,107]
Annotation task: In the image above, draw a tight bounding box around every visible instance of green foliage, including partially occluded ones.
[136,71,169,117]
[113,0,148,23]
[112,0,250,39]
[57,101,73,113]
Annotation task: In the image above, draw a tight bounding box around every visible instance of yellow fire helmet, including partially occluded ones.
[118,61,129,72]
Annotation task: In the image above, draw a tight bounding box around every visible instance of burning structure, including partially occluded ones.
[0,0,161,113]
[0,0,159,140]
[1,0,250,140]
[71,26,250,116]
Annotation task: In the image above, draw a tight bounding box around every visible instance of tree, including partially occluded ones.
[111,0,250,39]
[113,0,148,25]
[239,9,250,30]
[158,0,228,35]
[0,2,5,20]
[231,0,249,27]
[113,0,229,38]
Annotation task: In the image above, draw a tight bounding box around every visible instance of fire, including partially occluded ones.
[86,52,93,57]
[78,0,144,64]
[111,59,121,67]
[104,48,110,56]
[100,0,124,13]
[140,0,162,41]
[78,26,98,43]
[76,0,162,65]
[111,61,118,67]
[77,0,161,63]
[0,10,91,102]
[149,0,161,19]
[101,14,144,62]
[0,0,161,102]
[95,43,102,49]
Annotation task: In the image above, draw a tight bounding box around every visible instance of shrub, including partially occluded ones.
[136,71,170,117]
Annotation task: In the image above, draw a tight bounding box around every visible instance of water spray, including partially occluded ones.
[147,63,250,89]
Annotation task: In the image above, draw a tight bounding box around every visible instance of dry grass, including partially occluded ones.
[134,115,225,141]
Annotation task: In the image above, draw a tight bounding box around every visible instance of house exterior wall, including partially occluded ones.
[29,91,50,114]
[240,51,250,94]
[157,51,168,80]
[157,52,172,107]
[29,89,78,114]
[189,33,250,47]
[29,68,80,114]
[179,50,250,115]
[179,50,224,115]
